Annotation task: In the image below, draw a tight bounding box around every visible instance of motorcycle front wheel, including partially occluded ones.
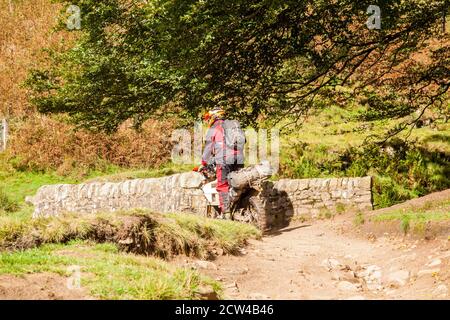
[236,193,270,232]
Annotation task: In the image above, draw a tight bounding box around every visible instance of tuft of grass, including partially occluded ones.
[166,213,261,255]
[0,241,222,300]
[317,208,334,220]
[335,203,346,215]
[400,215,411,235]
[0,188,19,213]
[374,211,450,223]
[353,211,365,226]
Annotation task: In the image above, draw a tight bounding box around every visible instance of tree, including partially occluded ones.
[27,0,450,133]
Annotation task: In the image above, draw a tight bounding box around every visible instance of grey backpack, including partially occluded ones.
[222,120,246,151]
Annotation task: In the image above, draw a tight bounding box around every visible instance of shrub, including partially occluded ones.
[279,140,450,209]
[7,116,174,173]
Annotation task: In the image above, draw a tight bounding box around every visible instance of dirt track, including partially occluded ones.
[191,218,448,300]
[182,191,450,300]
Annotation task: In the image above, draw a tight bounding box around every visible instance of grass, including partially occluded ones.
[0,240,221,300]
[353,211,365,226]
[0,188,18,212]
[0,210,259,299]
[371,199,450,235]
[335,203,347,215]
[373,211,450,223]
[277,105,450,209]
[83,163,194,183]
[167,213,261,254]
[317,208,335,220]
[0,160,192,208]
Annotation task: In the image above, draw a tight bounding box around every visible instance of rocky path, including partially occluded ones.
[184,216,449,300]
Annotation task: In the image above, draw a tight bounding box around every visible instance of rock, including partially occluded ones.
[238,248,247,255]
[118,238,133,245]
[384,289,397,296]
[343,270,358,282]
[432,284,448,297]
[25,195,34,205]
[331,272,340,281]
[195,260,218,270]
[179,172,205,188]
[196,286,219,300]
[331,270,359,283]
[248,293,271,300]
[212,248,224,256]
[367,233,377,242]
[337,281,359,292]
[417,269,440,278]
[367,283,383,291]
[385,270,410,287]
[321,258,342,271]
[427,258,442,267]
[360,265,382,286]
[225,282,239,289]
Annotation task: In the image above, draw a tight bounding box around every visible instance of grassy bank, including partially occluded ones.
[0,210,260,257]
[372,199,450,235]
[0,209,260,299]
[357,195,450,238]
[0,241,221,300]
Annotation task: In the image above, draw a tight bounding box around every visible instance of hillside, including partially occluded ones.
[0,0,448,302]
[0,1,449,212]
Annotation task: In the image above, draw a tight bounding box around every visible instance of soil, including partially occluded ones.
[0,273,92,300]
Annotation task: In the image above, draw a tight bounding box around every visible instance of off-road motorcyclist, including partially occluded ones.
[200,107,245,218]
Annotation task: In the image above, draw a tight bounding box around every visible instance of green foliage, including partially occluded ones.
[400,215,411,234]
[335,203,347,215]
[318,208,334,220]
[353,212,365,226]
[0,188,19,213]
[280,137,450,208]
[26,0,450,131]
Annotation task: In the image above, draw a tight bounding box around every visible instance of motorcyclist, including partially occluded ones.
[199,107,244,218]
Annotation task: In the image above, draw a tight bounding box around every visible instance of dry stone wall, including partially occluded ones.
[260,177,373,227]
[26,172,373,226]
[27,172,209,218]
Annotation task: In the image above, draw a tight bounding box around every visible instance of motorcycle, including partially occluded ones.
[196,161,273,231]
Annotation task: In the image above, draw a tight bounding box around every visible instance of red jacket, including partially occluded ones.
[202,119,242,166]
